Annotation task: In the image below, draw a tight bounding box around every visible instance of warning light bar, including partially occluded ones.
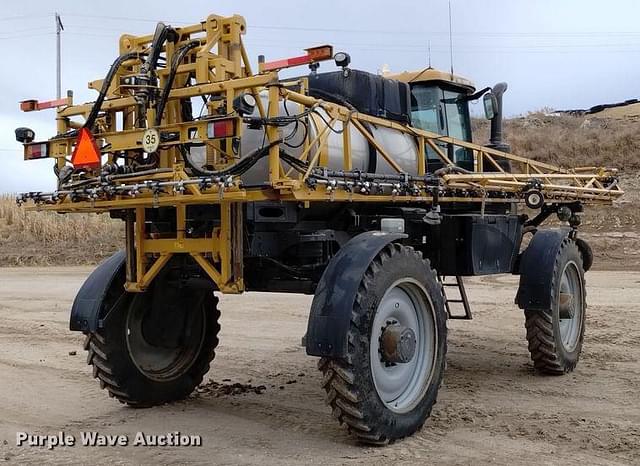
[260,45,334,72]
[71,127,102,169]
[20,96,71,112]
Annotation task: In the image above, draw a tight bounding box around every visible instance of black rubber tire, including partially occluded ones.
[524,239,586,375]
[84,279,220,407]
[318,243,447,445]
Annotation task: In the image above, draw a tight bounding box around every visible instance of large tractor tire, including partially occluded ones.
[318,243,447,445]
[84,275,220,406]
[524,239,586,374]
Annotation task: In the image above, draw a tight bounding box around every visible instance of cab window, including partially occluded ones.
[442,89,472,142]
[410,85,444,134]
[410,83,473,171]
[442,89,473,170]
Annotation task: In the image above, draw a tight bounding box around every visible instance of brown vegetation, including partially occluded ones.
[473,111,640,171]
[0,194,122,265]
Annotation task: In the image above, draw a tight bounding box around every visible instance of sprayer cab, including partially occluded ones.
[385,69,511,171]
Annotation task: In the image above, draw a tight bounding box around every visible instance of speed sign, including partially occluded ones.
[142,128,160,153]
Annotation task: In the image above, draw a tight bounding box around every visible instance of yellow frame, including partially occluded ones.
[20,14,623,293]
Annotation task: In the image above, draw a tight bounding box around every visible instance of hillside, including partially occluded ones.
[472,111,640,171]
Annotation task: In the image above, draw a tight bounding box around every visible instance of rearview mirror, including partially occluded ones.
[483,93,498,120]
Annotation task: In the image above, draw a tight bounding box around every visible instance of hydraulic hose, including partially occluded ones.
[84,23,175,131]
[84,51,143,131]
[134,23,175,129]
[155,41,200,126]
[180,140,283,178]
[141,23,175,75]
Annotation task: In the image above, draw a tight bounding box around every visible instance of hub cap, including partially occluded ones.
[380,324,417,364]
[558,261,584,352]
[126,294,206,382]
[369,279,437,414]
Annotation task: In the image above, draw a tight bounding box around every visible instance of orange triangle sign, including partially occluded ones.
[71,127,101,168]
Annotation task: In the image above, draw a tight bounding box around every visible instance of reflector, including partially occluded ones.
[305,45,333,61]
[71,128,101,168]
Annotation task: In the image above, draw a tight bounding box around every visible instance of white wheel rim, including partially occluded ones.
[369,278,437,414]
[558,261,584,352]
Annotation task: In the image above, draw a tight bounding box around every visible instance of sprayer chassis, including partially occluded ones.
[17,13,621,444]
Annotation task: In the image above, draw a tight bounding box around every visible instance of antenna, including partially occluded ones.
[428,40,432,68]
[448,0,454,77]
[55,12,64,99]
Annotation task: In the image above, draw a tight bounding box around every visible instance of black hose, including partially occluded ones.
[142,23,175,75]
[155,41,199,126]
[279,150,309,173]
[132,23,175,129]
[180,140,282,177]
[84,51,143,131]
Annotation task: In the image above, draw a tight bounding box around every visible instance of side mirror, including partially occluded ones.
[483,93,497,120]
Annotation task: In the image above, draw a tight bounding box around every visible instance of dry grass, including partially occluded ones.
[0,194,122,266]
[473,112,640,171]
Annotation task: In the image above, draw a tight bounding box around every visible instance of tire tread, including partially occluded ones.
[524,238,585,375]
[84,296,221,406]
[318,244,447,444]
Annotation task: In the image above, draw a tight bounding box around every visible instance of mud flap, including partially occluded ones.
[305,231,406,358]
[515,228,592,311]
[69,250,126,332]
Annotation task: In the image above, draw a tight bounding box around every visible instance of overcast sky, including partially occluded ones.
[1,0,639,193]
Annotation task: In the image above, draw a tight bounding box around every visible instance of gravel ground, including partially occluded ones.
[0,267,638,465]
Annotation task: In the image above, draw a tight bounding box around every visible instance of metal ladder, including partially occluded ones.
[439,275,472,320]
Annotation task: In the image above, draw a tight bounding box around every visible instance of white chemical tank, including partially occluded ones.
[189,93,420,184]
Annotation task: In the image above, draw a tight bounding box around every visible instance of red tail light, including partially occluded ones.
[24,142,49,160]
[207,118,235,139]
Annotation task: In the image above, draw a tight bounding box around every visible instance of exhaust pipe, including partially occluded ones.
[488,82,510,152]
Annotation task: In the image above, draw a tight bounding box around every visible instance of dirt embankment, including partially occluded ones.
[0,267,638,465]
[577,173,640,270]
[473,111,640,171]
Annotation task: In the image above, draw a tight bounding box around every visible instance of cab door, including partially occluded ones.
[409,83,473,173]
[441,88,474,171]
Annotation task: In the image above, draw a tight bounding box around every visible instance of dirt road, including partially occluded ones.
[0,267,638,465]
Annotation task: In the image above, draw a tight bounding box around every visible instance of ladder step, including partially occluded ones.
[439,275,473,320]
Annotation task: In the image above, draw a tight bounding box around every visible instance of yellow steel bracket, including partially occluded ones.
[124,201,244,294]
